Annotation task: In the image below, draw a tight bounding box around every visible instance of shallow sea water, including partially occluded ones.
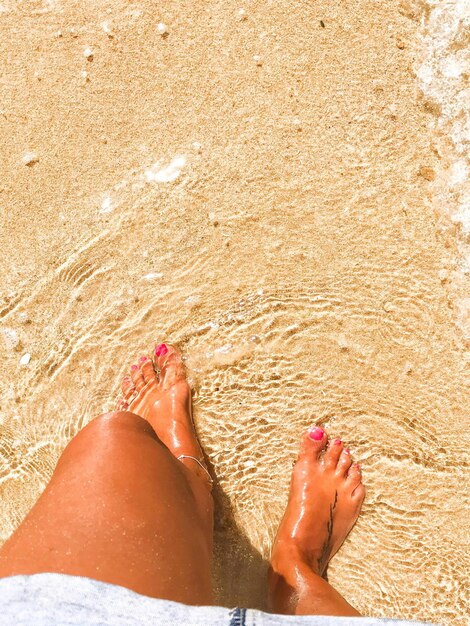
[415,0,470,340]
[0,1,469,624]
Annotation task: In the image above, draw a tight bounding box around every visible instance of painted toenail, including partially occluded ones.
[139,356,147,362]
[309,427,324,441]
[131,364,138,371]
[155,343,168,357]
[344,448,350,454]
[334,439,342,445]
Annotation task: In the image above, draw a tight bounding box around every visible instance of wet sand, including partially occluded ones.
[0,1,468,624]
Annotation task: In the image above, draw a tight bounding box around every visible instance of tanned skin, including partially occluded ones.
[0,344,365,616]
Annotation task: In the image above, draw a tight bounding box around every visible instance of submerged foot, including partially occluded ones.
[116,343,212,489]
[270,426,365,584]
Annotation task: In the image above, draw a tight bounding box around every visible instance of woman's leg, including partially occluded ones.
[0,344,214,605]
[268,426,365,616]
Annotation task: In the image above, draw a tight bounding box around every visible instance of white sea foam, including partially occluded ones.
[145,156,186,183]
[100,195,113,214]
[94,153,188,214]
[19,353,31,366]
[416,0,470,340]
[141,272,164,280]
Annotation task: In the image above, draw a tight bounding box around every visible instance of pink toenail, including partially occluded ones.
[131,364,138,371]
[139,356,147,362]
[344,448,350,454]
[309,427,324,441]
[155,343,168,357]
[334,439,342,445]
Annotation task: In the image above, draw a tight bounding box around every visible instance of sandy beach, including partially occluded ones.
[0,0,468,624]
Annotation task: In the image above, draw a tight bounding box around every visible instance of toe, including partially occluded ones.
[140,356,158,384]
[154,343,185,387]
[130,363,145,391]
[352,482,366,504]
[324,438,343,468]
[300,425,328,459]
[346,462,362,492]
[121,376,136,399]
[116,397,129,411]
[336,448,352,475]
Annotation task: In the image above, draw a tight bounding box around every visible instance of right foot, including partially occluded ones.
[270,426,365,580]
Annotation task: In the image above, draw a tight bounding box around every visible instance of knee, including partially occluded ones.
[54,412,162,477]
[85,411,157,439]
[64,412,159,455]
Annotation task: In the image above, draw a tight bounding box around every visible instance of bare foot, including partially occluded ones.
[116,343,212,489]
[269,425,365,613]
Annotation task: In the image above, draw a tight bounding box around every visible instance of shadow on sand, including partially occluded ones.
[211,478,271,611]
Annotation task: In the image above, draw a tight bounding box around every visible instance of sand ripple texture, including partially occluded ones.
[0,1,468,624]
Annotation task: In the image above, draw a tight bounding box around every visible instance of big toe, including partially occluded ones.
[299,426,328,459]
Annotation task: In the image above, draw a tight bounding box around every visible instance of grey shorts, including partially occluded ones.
[0,573,437,625]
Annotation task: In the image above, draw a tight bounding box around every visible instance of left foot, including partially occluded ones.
[116,343,212,489]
